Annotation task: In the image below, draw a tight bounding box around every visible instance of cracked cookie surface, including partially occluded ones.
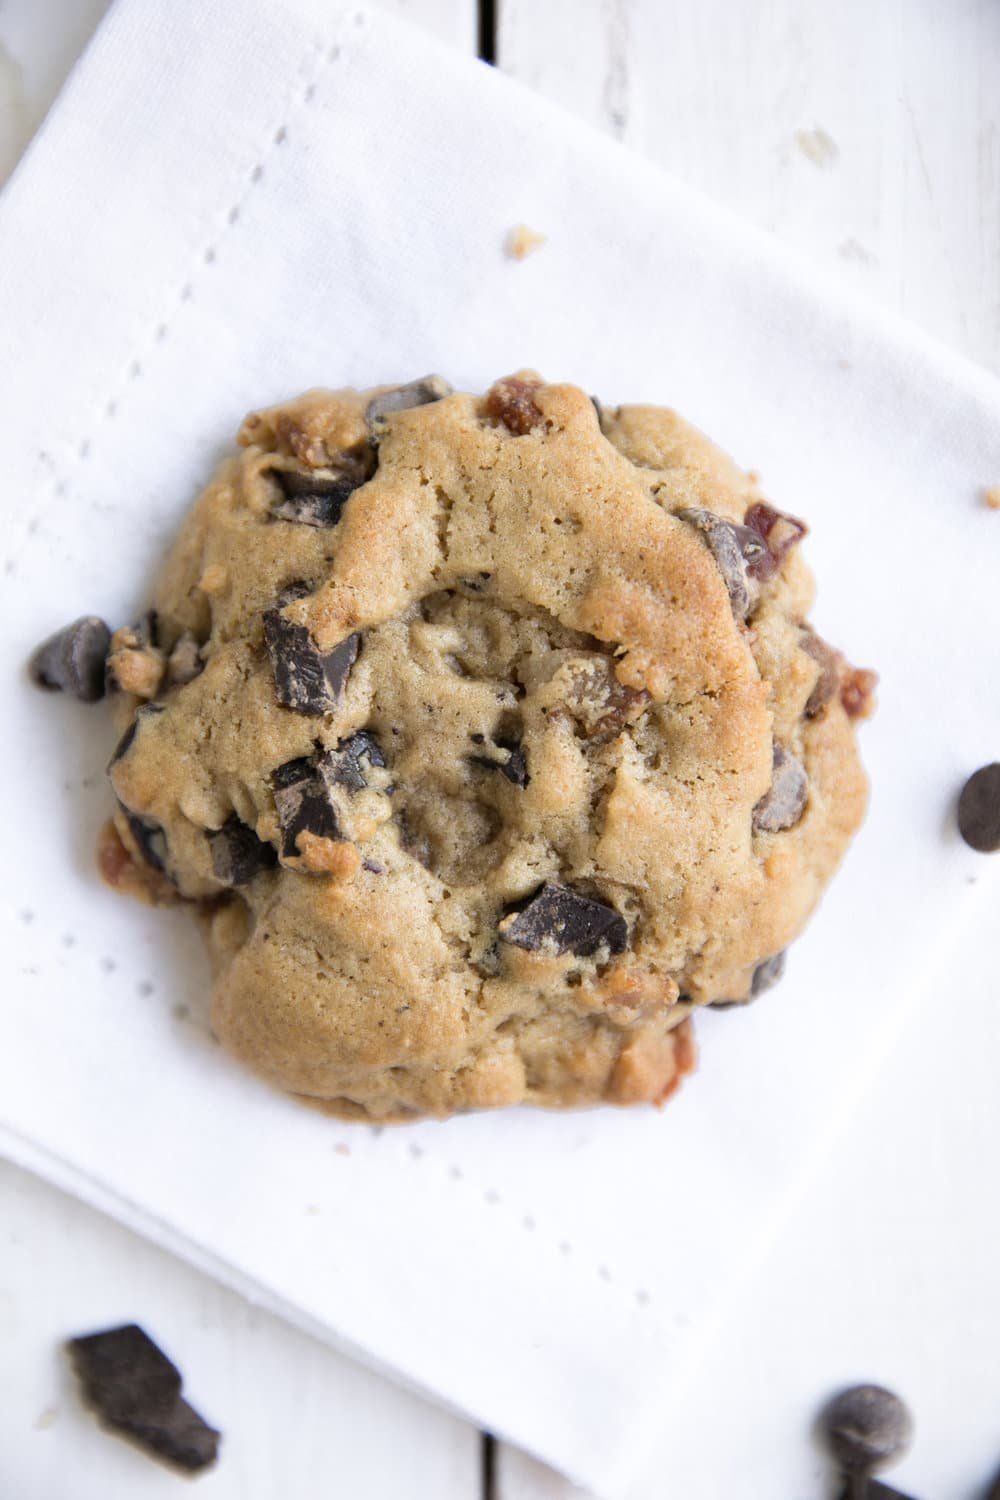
[102,374,870,1121]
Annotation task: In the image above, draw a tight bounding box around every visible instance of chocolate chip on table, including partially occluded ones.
[470,736,529,787]
[272,756,342,859]
[957,763,1000,852]
[500,882,628,958]
[66,1324,220,1475]
[264,605,360,715]
[165,632,204,687]
[270,469,361,528]
[677,508,766,621]
[28,615,111,702]
[208,817,277,885]
[365,375,452,431]
[821,1384,913,1474]
[752,744,808,833]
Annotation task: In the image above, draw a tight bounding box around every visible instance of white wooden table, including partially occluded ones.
[1,2,996,1495]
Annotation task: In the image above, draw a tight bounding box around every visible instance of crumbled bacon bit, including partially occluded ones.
[483,376,546,435]
[840,666,878,720]
[743,501,808,579]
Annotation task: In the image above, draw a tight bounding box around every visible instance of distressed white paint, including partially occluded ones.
[1,1,998,1497]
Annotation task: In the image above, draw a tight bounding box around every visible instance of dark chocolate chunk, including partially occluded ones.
[166,632,204,686]
[327,730,386,791]
[108,702,166,768]
[743,501,807,578]
[801,627,842,717]
[272,756,341,859]
[123,808,168,872]
[366,375,452,430]
[28,615,111,702]
[957,763,1000,852]
[677,507,767,620]
[821,1385,913,1474]
[752,745,808,833]
[264,605,360,715]
[271,469,360,528]
[209,817,277,885]
[66,1324,219,1475]
[500,882,627,958]
[471,737,529,787]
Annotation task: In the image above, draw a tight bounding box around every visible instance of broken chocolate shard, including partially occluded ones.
[66,1324,220,1475]
[500,882,627,958]
[272,756,341,859]
[28,615,111,702]
[108,702,165,769]
[264,606,360,715]
[327,730,386,791]
[752,745,808,833]
[471,737,529,787]
[365,375,451,431]
[271,469,360,528]
[208,817,277,885]
[677,507,766,621]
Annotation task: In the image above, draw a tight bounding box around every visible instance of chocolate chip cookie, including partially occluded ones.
[49,373,873,1121]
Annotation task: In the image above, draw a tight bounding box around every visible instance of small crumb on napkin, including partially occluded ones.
[504,223,546,260]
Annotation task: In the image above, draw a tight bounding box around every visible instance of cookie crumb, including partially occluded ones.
[984,486,1000,510]
[794,126,839,168]
[34,1406,58,1431]
[504,223,546,260]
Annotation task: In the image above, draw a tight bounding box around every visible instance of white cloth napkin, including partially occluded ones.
[2,2,999,1495]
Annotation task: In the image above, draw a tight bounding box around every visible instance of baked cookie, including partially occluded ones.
[40,373,873,1121]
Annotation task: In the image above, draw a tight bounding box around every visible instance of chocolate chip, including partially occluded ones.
[66,1324,220,1475]
[123,808,169,872]
[28,615,111,702]
[752,745,808,833]
[751,950,786,995]
[801,627,842,717]
[327,730,386,791]
[957,763,1000,852]
[821,1385,913,1474]
[264,606,360,715]
[166,632,204,686]
[271,470,360,528]
[272,756,341,859]
[500,882,628,958]
[743,501,807,578]
[108,702,165,768]
[677,508,767,620]
[366,376,452,431]
[471,737,529,787]
[208,817,277,885]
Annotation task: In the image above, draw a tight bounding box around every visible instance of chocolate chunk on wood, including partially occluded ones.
[108,702,165,768]
[471,737,529,787]
[752,745,808,833]
[272,756,341,859]
[327,731,386,791]
[28,615,111,702]
[66,1324,219,1475]
[209,817,277,885]
[678,508,767,620]
[821,1384,913,1474]
[957,763,1000,852]
[500,882,627,958]
[366,375,452,430]
[264,605,360,715]
[271,469,361,528]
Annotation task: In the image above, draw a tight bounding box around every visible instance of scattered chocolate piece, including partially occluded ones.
[677,507,767,620]
[165,632,204,687]
[108,702,166,768]
[957,763,1000,853]
[28,615,111,702]
[840,666,878,721]
[264,605,360,715]
[272,756,341,859]
[327,730,386,791]
[483,375,546,435]
[743,501,808,578]
[271,469,361,528]
[752,745,808,833]
[821,1384,913,1474]
[209,817,277,885]
[801,627,843,717]
[66,1324,219,1475]
[471,737,529,787]
[365,376,452,431]
[500,882,628,958]
[122,808,169,873]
